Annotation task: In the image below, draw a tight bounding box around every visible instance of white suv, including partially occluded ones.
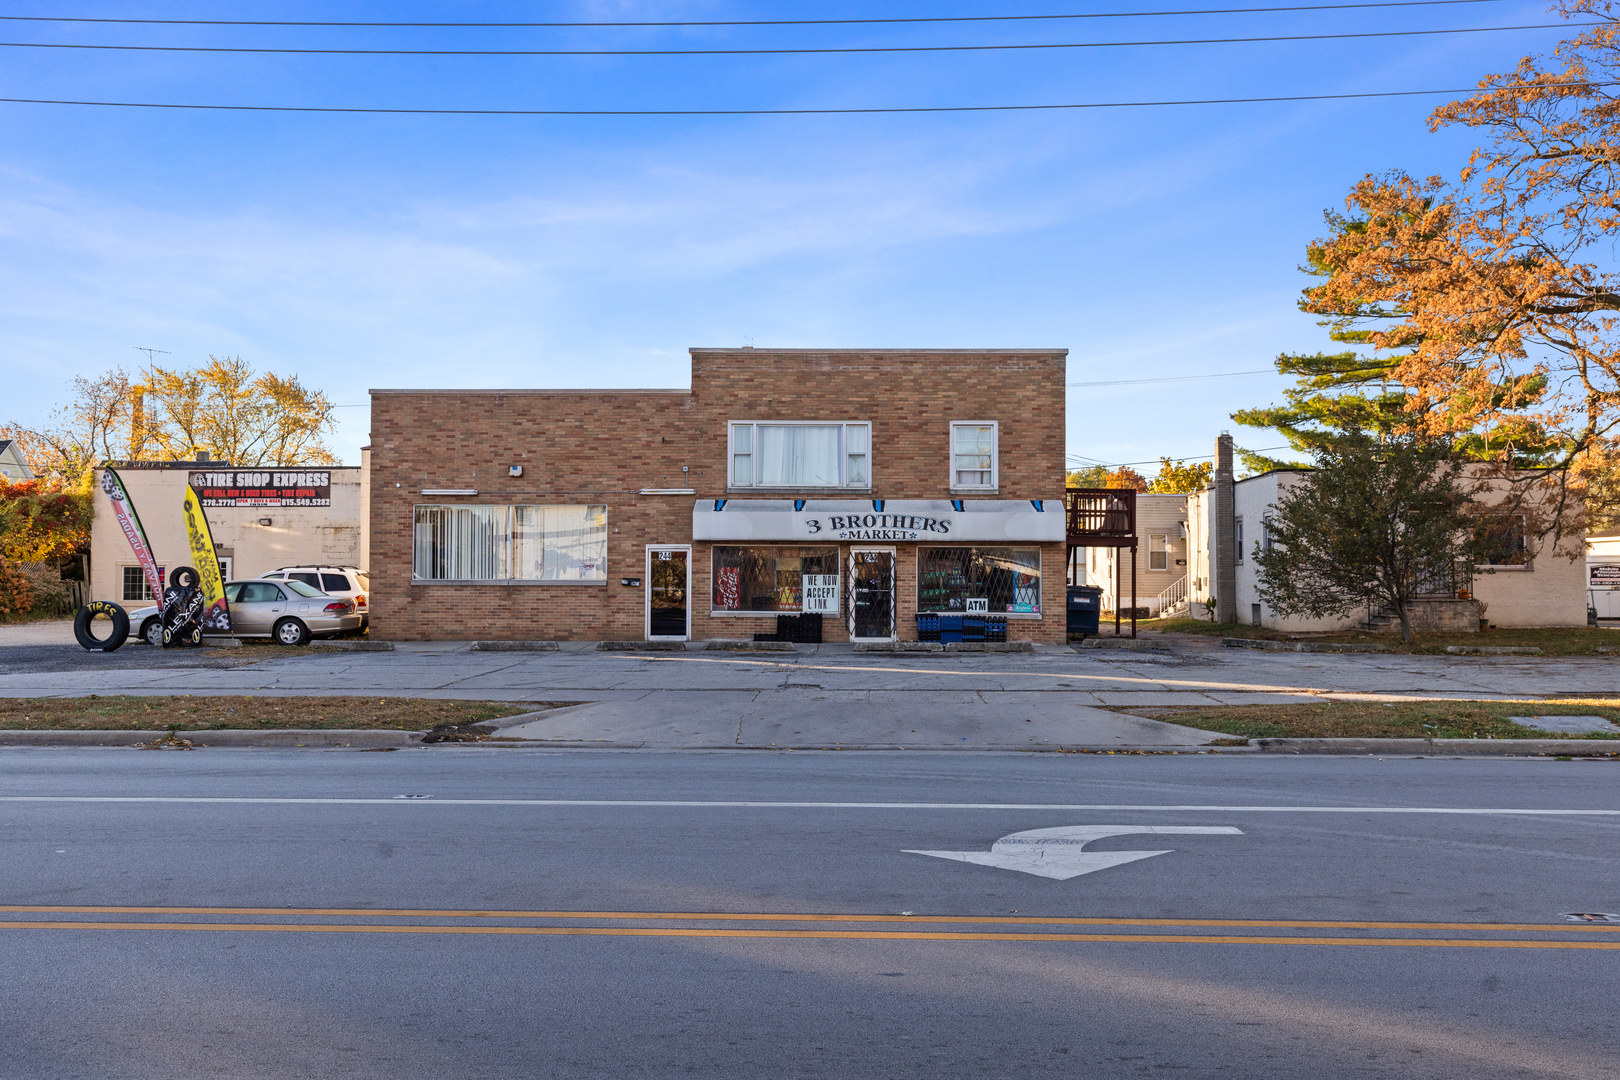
[259,565,371,627]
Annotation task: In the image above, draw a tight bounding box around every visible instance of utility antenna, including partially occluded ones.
[132,346,170,364]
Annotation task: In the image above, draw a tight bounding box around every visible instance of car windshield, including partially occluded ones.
[283,579,327,598]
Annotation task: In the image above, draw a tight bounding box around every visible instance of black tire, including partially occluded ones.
[273,618,310,646]
[169,566,199,590]
[74,602,130,652]
[141,618,163,647]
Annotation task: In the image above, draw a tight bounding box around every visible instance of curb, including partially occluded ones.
[1076,639,1172,652]
[596,641,687,652]
[1254,737,1620,756]
[1222,638,1392,653]
[1444,645,1542,655]
[853,641,1036,653]
[0,728,424,748]
[469,641,559,652]
[703,640,797,652]
[310,640,395,652]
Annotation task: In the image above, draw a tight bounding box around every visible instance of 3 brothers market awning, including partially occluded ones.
[691,498,1065,543]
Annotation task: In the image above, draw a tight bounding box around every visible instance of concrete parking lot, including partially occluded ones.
[6,620,1620,749]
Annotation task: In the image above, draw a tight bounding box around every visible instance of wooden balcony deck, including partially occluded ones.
[1065,487,1137,548]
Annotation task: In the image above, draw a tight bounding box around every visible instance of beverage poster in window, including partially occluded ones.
[802,574,839,614]
[714,566,742,610]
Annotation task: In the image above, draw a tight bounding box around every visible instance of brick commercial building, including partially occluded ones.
[368,348,1068,643]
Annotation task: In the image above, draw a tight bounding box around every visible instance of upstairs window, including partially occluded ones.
[728,422,872,489]
[951,421,998,490]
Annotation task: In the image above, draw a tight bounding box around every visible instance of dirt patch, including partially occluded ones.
[1125,698,1620,740]
[0,696,573,732]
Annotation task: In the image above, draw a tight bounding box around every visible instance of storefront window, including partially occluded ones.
[918,547,1041,614]
[712,545,839,613]
[414,504,606,582]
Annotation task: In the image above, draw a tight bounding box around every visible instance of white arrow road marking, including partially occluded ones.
[905,825,1244,880]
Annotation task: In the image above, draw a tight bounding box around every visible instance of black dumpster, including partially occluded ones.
[1066,585,1102,637]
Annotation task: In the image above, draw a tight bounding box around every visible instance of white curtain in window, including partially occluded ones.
[511,506,546,580]
[542,504,608,580]
[758,425,841,487]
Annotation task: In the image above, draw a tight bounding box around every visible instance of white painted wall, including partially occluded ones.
[1188,468,1588,630]
[90,465,365,604]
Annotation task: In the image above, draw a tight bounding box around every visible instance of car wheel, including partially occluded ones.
[273,618,310,646]
[142,618,163,647]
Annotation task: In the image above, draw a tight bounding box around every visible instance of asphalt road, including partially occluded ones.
[4,749,1618,1079]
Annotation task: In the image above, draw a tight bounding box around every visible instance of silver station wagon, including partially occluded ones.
[131,578,361,647]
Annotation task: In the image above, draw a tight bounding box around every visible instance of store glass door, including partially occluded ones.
[647,546,689,640]
[849,548,895,640]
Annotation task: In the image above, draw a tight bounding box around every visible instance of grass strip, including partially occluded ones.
[1138,618,1620,655]
[1127,698,1620,740]
[0,696,568,732]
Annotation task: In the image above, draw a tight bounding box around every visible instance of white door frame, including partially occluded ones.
[644,544,692,641]
[848,546,898,642]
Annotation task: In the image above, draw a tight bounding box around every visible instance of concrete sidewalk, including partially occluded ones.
[6,633,1620,751]
[492,690,1218,749]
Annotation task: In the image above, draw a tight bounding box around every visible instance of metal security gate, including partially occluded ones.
[849,548,895,640]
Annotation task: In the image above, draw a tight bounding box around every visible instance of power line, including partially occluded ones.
[4,80,1608,116]
[1067,445,1294,468]
[0,1,1513,29]
[1069,368,1273,388]
[0,23,1580,57]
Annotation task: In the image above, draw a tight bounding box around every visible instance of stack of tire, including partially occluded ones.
[73,565,205,653]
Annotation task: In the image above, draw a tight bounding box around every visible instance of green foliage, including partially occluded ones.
[1251,429,1489,642]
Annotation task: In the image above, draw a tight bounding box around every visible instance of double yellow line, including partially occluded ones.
[0,906,1615,949]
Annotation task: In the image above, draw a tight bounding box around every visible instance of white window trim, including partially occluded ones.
[949,420,999,492]
[1148,533,1169,571]
[727,420,873,491]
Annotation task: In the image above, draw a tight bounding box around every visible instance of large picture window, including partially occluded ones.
[918,547,1042,614]
[712,545,839,613]
[413,504,607,582]
[728,422,871,489]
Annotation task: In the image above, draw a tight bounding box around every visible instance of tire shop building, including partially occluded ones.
[88,460,367,606]
[367,348,1069,643]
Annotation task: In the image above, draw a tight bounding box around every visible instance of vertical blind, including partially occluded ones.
[413,505,607,581]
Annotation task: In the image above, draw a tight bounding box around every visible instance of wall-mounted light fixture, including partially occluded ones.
[258,517,273,526]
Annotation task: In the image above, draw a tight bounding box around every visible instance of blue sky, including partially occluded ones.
[0,0,1574,474]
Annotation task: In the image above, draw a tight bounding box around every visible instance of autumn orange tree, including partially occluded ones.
[1302,0,1620,522]
[1066,464,1149,491]
[3,356,337,479]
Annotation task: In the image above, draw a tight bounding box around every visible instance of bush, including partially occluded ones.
[0,561,35,618]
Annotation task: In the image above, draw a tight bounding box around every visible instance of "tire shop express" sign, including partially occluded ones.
[187,471,333,507]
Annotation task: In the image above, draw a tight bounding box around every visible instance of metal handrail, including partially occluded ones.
[1154,574,1188,614]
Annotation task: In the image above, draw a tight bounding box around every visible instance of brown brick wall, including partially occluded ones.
[369,349,1067,642]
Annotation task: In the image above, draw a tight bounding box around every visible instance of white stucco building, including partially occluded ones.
[89,460,368,605]
[1185,444,1587,631]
